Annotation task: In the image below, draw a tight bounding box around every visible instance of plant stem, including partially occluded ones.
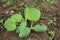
[30,21,33,29]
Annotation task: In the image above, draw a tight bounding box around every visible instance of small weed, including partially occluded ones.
[0,0,6,2]
[48,30,55,40]
[0,18,3,25]
[34,0,45,3]
[0,26,4,32]
[0,18,3,23]
[48,18,56,25]
[0,18,4,32]
[46,0,55,6]
[3,0,12,7]
[34,0,55,6]
[41,14,46,19]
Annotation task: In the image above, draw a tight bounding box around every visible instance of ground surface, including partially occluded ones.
[0,0,60,40]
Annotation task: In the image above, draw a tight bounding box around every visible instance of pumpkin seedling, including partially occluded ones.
[17,7,47,37]
[4,7,47,38]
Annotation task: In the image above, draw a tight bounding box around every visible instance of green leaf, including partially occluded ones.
[16,21,27,33]
[24,7,41,21]
[4,19,16,31]
[16,21,30,37]
[19,27,30,37]
[10,14,23,22]
[33,24,47,32]
[4,14,23,31]
[20,21,27,31]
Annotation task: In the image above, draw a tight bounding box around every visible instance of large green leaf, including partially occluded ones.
[33,24,47,32]
[10,14,23,22]
[19,27,30,37]
[4,19,16,31]
[24,7,41,21]
[4,14,23,31]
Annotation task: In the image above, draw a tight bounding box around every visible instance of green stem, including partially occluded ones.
[30,21,33,29]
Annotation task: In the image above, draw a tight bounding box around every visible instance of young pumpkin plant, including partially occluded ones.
[4,7,47,38]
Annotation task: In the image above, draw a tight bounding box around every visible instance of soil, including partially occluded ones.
[0,0,60,40]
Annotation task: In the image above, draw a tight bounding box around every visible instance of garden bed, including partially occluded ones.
[0,0,60,40]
